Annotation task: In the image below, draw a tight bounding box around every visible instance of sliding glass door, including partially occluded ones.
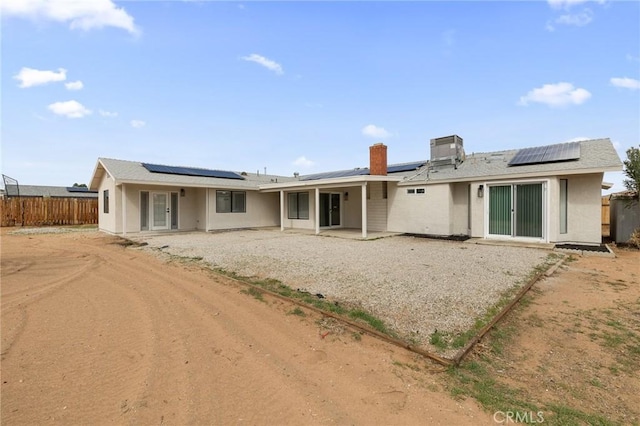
[488,183,544,239]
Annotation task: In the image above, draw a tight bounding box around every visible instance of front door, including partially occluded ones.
[151,192,170,230]
[319,193,341,227]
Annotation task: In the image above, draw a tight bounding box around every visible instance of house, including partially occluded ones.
[11,185,99,199]
[89,136,622,245]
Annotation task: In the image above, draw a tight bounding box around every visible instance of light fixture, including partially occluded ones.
[180,188,186,197]
[477,185,484,198]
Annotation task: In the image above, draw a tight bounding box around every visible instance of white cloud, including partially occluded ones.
[566,136,591,142]
[556,9,593,26]
[627,54,640,62]
[292,156,314,168]
[48,100,92,118]
[241,54,283,75]
[130,119,146,128]
[547,0,605,9]
[1,0,139,35]
[99,109,118,117]
[546,9,593,31]
[14,67,66,88]
[610,77,640,90]
[65,80,83,91]
[518,82,591,107]
[548,0,588,9]
[362,124,391,139]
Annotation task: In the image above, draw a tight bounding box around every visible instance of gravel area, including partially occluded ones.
[9,226,98,235]
[136,229,550,345]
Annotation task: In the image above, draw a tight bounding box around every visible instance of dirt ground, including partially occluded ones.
[462,245,640,424]
[2,229,638,425]
[0,230,488,425]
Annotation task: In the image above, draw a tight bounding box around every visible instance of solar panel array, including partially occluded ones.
[66,187,98,193]
[142,163,244,180]
[387,161,426,173]
[300,168,369,181]
[300,161,426,181]
[508,142,580,167]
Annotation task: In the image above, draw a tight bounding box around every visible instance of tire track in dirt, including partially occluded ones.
[1,231,489,425]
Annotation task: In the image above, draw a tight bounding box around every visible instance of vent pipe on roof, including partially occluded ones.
[369,143,388,176]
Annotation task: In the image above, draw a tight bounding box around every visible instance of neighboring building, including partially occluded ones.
[89,136,622,245]
[15,185,98,199]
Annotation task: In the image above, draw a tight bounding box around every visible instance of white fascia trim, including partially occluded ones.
[399,166,621,186]
[112,178,262,191]
[259,175,402,192]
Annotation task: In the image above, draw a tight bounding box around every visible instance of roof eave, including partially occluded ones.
[89,159,108,191]
[113,178,262,191]
[259,174,403,192]
[398,165,623,186]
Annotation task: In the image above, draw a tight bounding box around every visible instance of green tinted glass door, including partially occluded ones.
[515,184,542,238]
[489,185,512,235]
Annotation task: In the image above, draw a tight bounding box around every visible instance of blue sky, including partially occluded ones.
[1,1,639,193]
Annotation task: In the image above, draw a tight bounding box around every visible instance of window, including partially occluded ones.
[407,188,425,195]
[103,190,109,213]
[416,188,425,194]
[407,189,415,194]
[140,191,149,230]
[216,190,246,213]
[288,192,309,219]
[560,179,568,234]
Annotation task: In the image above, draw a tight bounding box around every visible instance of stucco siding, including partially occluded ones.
[194,188,206,230]
[343,187,363,228]
[553,173,603,244]
[207,189,280,229]
[97,173,118,234]
[469,183,484,238]
[451,182,470,235]
[387,183,452,235]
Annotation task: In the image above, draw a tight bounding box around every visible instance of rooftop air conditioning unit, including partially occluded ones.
[431,135,464,164]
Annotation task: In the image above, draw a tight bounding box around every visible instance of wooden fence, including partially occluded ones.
[602,195,610,237]
[1,197,98,227]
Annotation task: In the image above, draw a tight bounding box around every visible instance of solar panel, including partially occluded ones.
[508,142,580,166]
[66,187,98,193]
[142,163,244,180]
[387,161,426,173]
[300,168,369,181]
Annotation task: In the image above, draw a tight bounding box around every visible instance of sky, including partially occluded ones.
[1,0,639,193]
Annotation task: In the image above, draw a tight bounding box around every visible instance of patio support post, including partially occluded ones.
[361,182,367,239]
[315,187,320,235]
[205,188,210,232]
[280,190,285,232]
[121,183,127,236]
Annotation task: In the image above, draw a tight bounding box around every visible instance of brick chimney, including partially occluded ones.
[369,143,388,176]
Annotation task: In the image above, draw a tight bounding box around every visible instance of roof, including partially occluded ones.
[17,185,98,198]
[90,139,622,192]
[90,158,296,191]
[299,161,426,181]
[402,138,621,184]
